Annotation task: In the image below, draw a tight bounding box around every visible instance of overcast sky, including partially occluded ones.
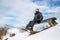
[0,0,60,27]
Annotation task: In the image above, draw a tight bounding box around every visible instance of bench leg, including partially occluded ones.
[52,20,57,25]
[26,21,35,31]
[48,20,57,27]
[48,20,54,27]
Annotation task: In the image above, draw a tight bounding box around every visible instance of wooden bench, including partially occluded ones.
[26,17,57,31]
[29,17,57,35]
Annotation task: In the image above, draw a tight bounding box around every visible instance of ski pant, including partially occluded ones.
[25,21,35,31]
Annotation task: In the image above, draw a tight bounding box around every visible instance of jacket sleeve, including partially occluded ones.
[35,12,37,15]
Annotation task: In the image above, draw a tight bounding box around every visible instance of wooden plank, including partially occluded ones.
[41,17,57,23]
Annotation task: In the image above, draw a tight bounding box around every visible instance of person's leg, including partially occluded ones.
[25,21,35,31]
[25,21,32,30]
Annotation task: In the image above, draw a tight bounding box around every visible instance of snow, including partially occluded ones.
[2,20,60,40]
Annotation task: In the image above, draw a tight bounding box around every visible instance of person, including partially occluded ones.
[25,8,43,31]
[34,8,43,24]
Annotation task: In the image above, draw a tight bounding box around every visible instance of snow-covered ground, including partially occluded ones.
[2,20,60,40]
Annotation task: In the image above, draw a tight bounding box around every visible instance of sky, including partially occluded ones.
[0,0,60,27]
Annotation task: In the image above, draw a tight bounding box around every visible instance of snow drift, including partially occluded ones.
[2,20,60,40]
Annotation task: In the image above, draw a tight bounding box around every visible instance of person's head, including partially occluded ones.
[35,8,39,12]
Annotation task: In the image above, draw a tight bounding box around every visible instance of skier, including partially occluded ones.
[34,8,43,24]
[25,8,43,32]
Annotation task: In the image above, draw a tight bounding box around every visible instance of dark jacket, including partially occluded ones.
[35,11,42,18]
[34,11,43,23]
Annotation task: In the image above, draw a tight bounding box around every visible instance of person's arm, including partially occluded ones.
[35,12,37,15]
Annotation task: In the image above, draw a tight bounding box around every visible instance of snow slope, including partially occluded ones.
[2,20,60,40]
